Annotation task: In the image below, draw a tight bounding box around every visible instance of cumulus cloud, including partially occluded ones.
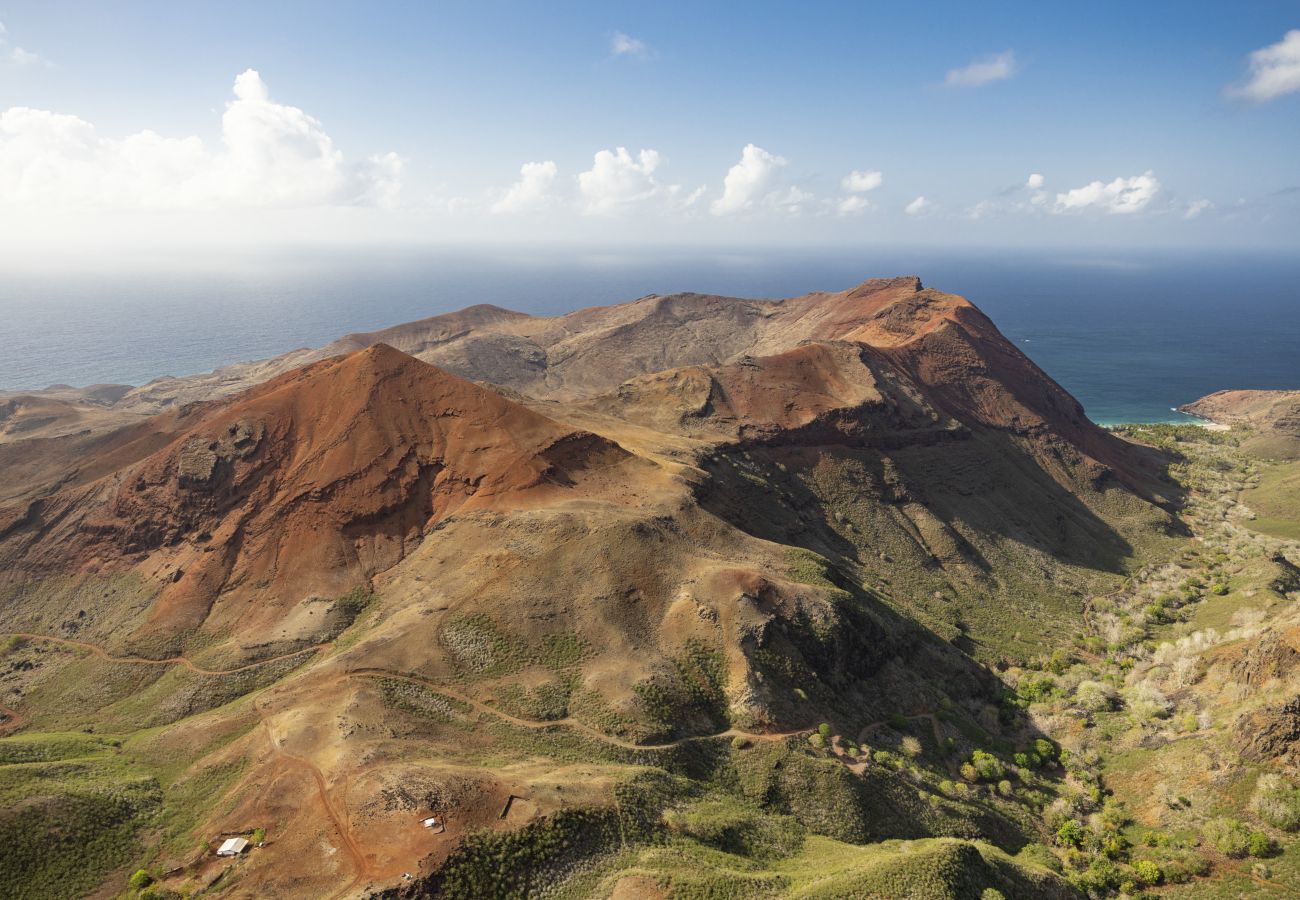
[1184,199,1214,220]
[0,69,401,210]
[610,32,649,59]
[1228,30,1300,103]
[1026,173,1044,189]
[491,160,558,213]
[710,144,788,216]
[1054,171,1160,214]
[945,51,1017,87]
[841,169,883,193]
[577,147,663,214]
[837,195,869,215]
[905,196,930,215]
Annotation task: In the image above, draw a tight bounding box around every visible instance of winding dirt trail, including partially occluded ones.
[348,667,811,752]
[254,697,372,900]
[0,702,22,733]
[1,632,328,676]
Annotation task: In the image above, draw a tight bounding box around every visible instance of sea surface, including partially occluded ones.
[1,246,1297,424]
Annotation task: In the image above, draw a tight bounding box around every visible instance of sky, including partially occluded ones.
[1,1,1298,252]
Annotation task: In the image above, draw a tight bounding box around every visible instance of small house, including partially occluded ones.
[422,816,445,833]
[217,837,250,857]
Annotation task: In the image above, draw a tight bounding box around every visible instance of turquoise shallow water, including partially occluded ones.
[0,246,1296,424]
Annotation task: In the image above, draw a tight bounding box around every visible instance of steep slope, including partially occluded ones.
[0,343,644,655]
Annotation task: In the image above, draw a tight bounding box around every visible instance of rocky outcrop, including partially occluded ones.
[1235,696,1300,765]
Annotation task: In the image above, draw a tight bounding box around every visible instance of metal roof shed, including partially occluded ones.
[217,837,250,857]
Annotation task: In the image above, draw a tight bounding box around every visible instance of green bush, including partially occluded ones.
[1055,819,1087,848]
[1132,859,1162,886]
[967,750,1005,782]
[818,722,832,740]
[1248,831,1277,858]
[1203,817,1250,858]
[251,827,266,845]
[128,869,153,890]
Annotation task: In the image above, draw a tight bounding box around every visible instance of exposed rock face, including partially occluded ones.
[1231,632,1300,686]
[177,420,264,486]
[1235,696,1300,766]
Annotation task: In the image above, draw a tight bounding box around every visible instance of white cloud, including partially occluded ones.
[1184,199,1214,220]
[1054,171,1160,214]
[945,51,1017,87]
[491,160,558,213]
[676,184,707,210]
[905,196,930,215]
[710,144,787,216]
[0,19,49,68]
[0,69,401,210]
[1026,173,1044,190]
[7,46,46,67]
[610,32,649,59]
[841,169,883,193]
[1228,30,1300,103]
[577,147,663,214]
[837,195,869,215]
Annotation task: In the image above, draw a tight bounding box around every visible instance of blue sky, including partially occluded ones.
[1,1,1298,249]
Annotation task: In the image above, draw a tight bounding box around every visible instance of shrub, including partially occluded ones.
[1132,859,1162,886]
[1203,817,1250,858]
[1055,818,1087,848]
[968,750,1005,782]
[251,827,266,845]
[1252,775,1300,831]
[900,736,923,758]
[818,722,832,740]
[808,733,825,749]
[1248,831,1277,858]
[888,713,908,730]
[1075,680,1119,712]
[996,780,1013,797]
[1013,752,1029,768]
[731,735,750,750]
[129,869,153,890]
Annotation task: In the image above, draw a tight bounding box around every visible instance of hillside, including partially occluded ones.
[3,277,1294,900]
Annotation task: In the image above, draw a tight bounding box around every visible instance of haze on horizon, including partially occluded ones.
[0,1,1298,252]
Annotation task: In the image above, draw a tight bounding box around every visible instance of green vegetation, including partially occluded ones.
[0,733,162,899]
[1240,458,1300,540]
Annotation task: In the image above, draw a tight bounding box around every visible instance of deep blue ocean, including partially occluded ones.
[1,246,1296,424]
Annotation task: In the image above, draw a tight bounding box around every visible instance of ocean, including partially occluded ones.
[1,246,1296,424]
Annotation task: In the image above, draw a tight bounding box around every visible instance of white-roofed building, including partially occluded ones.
[216,837,249,857]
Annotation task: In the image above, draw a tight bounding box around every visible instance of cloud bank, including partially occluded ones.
[0,69,401,210]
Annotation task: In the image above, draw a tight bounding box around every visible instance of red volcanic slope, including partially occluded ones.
[0,343,632,640]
